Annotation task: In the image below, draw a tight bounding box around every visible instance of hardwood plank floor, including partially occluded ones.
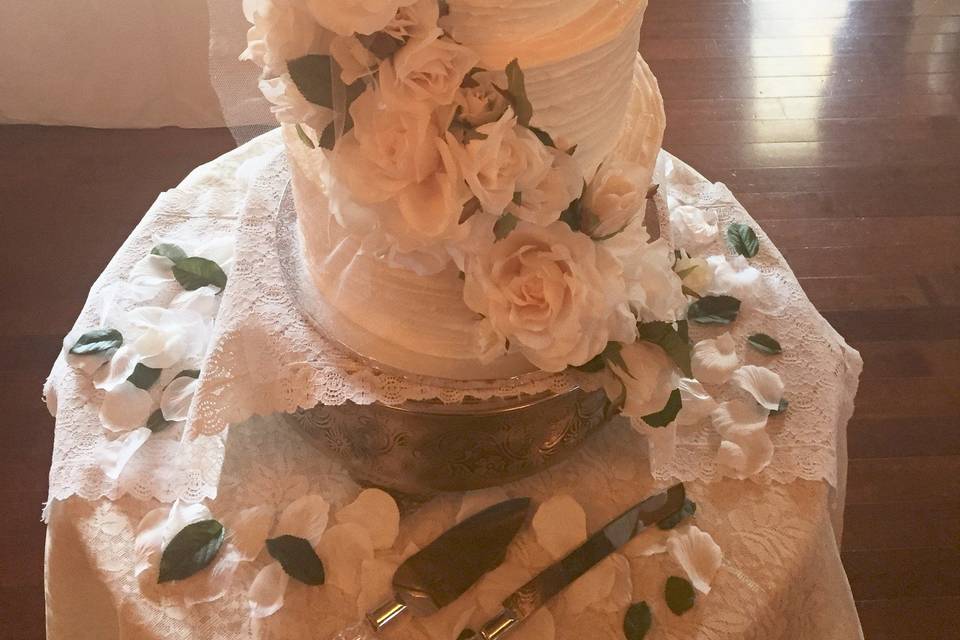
[1,0,957,637]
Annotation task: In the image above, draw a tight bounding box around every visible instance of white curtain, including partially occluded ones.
[0,0,246,128]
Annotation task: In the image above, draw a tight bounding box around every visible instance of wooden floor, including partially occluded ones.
[1,0,958,637]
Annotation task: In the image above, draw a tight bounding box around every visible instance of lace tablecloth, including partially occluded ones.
[44,130,864,638]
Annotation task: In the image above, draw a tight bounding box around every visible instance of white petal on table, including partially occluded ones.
[356,557,399,615]
[194,235,236,273]
[562,553,631,615]
[317,523,374,596]
[181,547,240,608]
[532,494,587,560]
[249,561,290,619]
[275,494,330,547]
[677,377,718,426]
[223,505,274,562]
[731,365,785,411]
[707,255,762,299]
[94,427,151,480]
[712,400,773,479]
[93,345,139,391]
[99,382,154,432]
[522,608,556,640]
[170,286,221,318]
[473,562,532,619]
[691,333,739,385]
[455,486,510,524]
[335,488,400,550]
[667,525,723,594]
[669,204,719,249]
[160,376,199,422]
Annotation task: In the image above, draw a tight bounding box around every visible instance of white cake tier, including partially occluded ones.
[287,56,665,380]
[442,0,648,176]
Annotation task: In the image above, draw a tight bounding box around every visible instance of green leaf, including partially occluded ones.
[665,576,696,615]
[642,389,682,428]
[623,601,652,640]
[771,398,789,415]
[528,125,555,148]
[456,630,475,640]
[726,222,760,258]
[600,342,629,376]
[493,213,519,241]
[70,329,122,355]
[687,295,741,325]
[645,184,659,199]
[356,31,403,59]
[151,243,187,263]
[504,58,533,127]
[295,123,316,149]
[266,535,326,585]
[658,499,697,530]
[637,322,693,377]
[145,408,171,433]
[127,363,162,390]
[512,191,522,205]
[747,333,782,355]
[459,197,482,224]
[287,54,335,108]
[158,519,225,583]
[172,257,227,291]
[565,144,578,156]
[174,369,201,380]
[318,123,336,150]
[676,319,689,342]
[559,193,584,231]
[681,285,702,299]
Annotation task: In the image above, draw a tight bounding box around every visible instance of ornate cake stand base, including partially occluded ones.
[289,389,613,497]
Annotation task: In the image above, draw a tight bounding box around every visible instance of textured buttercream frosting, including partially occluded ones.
[287,54,665,379]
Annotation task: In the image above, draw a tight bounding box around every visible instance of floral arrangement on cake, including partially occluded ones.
[240,0,785,436]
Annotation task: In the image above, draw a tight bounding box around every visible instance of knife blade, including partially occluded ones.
[365,496,531,631]
[475,484,686,640]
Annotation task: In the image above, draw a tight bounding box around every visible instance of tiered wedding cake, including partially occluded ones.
[244,0,683,419]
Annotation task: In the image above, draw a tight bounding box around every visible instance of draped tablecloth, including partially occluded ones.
[44,132,865,639]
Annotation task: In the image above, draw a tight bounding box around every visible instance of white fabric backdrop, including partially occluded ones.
[0,0,226,127]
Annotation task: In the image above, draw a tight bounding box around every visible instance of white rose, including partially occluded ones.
[583,161,653,239]
[605,224,687,322]
[603,342,677,419]
[380,33,479,108]
[241,0,321,75]
[463,221,635,371]
[305,0,418,36]
[448,110,554,216]
[383,0,440,41]
[259,75,334,141]
[329,35,379,84]
[332,89,442,204]
[506,148,583,226]
[454,71,509,127]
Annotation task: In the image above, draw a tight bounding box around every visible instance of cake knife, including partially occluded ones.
[471,484,686,640]
[332,497,531,639]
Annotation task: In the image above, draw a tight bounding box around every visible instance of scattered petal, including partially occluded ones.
[418,599,476,640]
[194,235,236,274]
[181,547,240,608]
[669,205,718,249]
[249,561,290,619]
[99,382,154,432]
[93,345,140,391]
[94,427,151,479]
[622,535,668,560]
[532,495,587,559]
[455,487,510,524]
[731,365,784,411]
[335,488,400,550]
[356,557,399,615]
[522,608,555,640]
[170,286,221,317]
[317,523,374,595]
[667,526,723,594]
[712,400,773,479]
[562,553,631,615]
[275,494,331,547]
[691,333,739,385]
[676,378,718,425]
[706,255,761,299]
[223,505,274,562]
[473,562,531,618]
[160,376,199,422]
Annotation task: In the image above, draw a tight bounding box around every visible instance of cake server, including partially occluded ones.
[471,484,686,640]
[332,497,531,640]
